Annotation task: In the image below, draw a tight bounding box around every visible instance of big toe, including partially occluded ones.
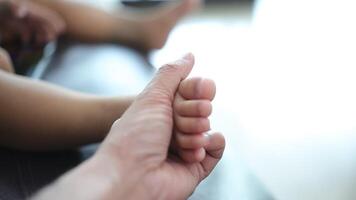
[178,77,216,101]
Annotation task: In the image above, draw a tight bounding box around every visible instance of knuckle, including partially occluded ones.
[138,87,172,105]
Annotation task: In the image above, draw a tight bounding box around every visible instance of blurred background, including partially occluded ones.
[40,1,269,198]
[2,0,356,199]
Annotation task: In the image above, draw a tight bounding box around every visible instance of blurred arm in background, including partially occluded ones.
[0,48,133,151]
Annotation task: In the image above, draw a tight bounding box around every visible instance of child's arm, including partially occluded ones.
[0,70,133,151]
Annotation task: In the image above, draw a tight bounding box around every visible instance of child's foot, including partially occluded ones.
[173,77,216,163]
[121,0,202,50]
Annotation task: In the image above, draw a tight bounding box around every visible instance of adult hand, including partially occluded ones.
[0,0,66,46]
[98,53,225,199]
[33,53,225,200]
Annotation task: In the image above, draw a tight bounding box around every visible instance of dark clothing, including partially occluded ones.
[0,145,96,200]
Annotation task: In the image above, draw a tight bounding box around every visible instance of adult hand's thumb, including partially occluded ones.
[141,53,194,101]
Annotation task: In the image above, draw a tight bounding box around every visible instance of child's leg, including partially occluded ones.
[31,0,201,50]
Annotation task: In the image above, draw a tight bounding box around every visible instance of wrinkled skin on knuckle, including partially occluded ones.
[159,63,180,75]
[138,83,174,108]
[137,93,171,112]
[138,62,183,105]
[108,105,173,161]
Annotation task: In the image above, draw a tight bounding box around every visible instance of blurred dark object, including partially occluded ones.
[0,40,45,75]
[121,0,252,8]
[121,0,166,7]
[0,148,82,200]
[0,0,66,75]
[0,3,46,75]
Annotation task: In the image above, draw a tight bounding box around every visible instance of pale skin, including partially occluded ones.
[174,76,217,162]
[32,53,225,200]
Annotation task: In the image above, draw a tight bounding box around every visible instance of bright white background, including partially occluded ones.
[154,0,356,199]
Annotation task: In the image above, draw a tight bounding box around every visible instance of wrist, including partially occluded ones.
[84,153,144,199]
[33,155,127,200]
[94,146,167,200]
[77,155,128,199]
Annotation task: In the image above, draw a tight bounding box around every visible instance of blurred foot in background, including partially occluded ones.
[0,0,201,74]
[31,0,202,50]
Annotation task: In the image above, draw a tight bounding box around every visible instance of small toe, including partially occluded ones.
[175,99,212,117]
[174,116,210,134]
[179,148,206,163]
[175,131,210,149]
